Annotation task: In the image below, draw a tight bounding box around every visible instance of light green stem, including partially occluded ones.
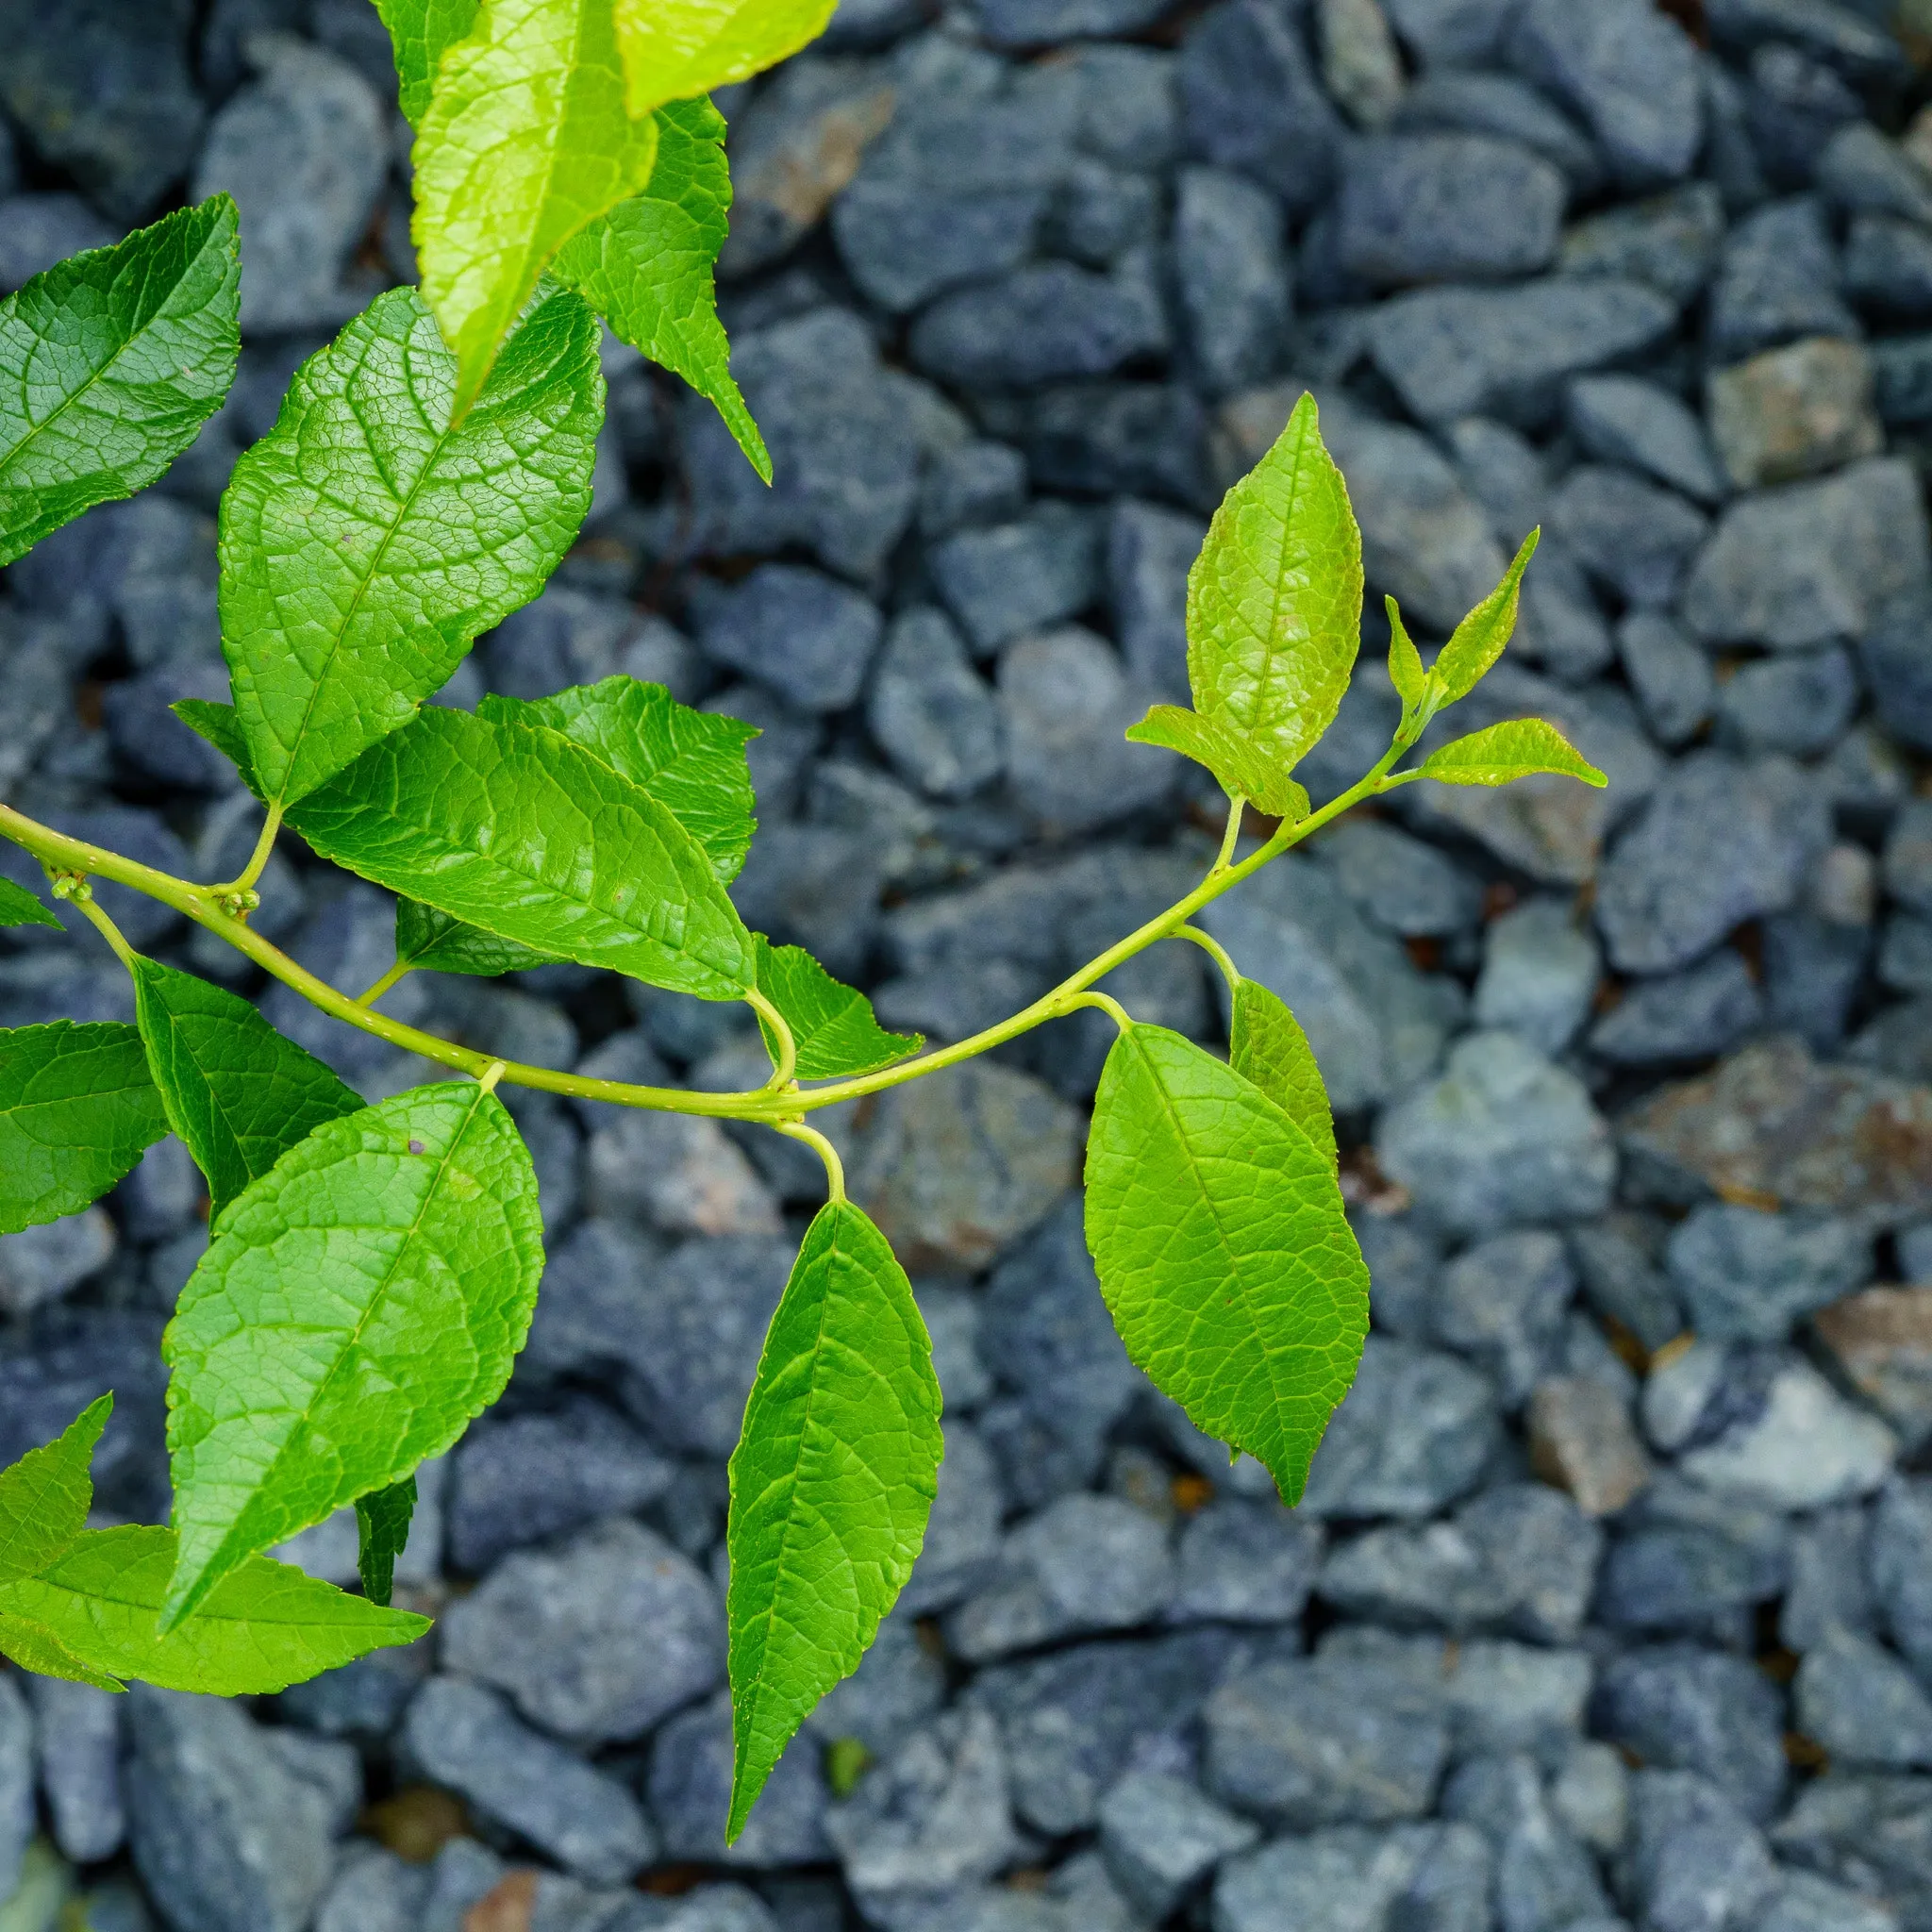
[1173,924,1241,995]
[776,1121,845,1203]
[357,961,411,1008]
[214,803,283,899]
[745,986,796,1091]
[0,741,1407,1127]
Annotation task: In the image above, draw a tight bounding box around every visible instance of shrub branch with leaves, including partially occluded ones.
[0,0,1606,1838]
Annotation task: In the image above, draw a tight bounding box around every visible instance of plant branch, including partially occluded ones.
[1172,924,1241,995]
[357,962,411,1008]
[0,735,1408,1125]
[745,986,796,1091]
[774,1121,845,1203]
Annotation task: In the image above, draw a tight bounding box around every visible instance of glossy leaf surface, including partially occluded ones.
[0,878,58,930]
[131,957,363,1225]
[220,282,601,807]
[0,1396,110,1587]
[1429,530,1540,706]
[394,900,559,978]
[355,1476,418,1607]
[0,198,240,566]
[289,706,757,999]
[1125,706,1309,821]
[1186,393,1362,777]
[1228,980,1337,1173]
[0,1023,168,1235]
[754,937,922,1081]
[613,0,837,117]
[162,1080,543,1624]
[554,99,769,477]
[1418,718,1607,789]
[1085,1025,1367,1505]
[726,1200,941,1840]
[412,0,659,419]
[480,676,758,883]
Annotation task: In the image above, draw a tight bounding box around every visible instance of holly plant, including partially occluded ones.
[0,0,1605,1840]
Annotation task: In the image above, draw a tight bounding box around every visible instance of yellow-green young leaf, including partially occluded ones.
[0,1023,168,1236]
[1186,392,1363,776]
[170,699,261,798]
[725,1200,941,1843]
[1385,595,1426,711]
[130,957,364,1226]
[413,0,660,422]
[374,0,480,126]
[754,936,922,1081]
[1418,717,1607,789]
[1228,982,1337,1173]
[554,100,770,480]
[613,0,837,118]
[355,1476,417,1607]
[1428,529,1540,706]
[161,1080,543,1626]
[0,878,58,930]
[480,676,758,883]
[0,198,240,567]
[395,901,560,978]
[288,707,758,1000]
[1084,1025,1368,1505]
[0,1609,123,1691]
[0,1525,428,1694]
[1125,706,1310,822]
[0,1396,111,1586]
[220,283,602,808]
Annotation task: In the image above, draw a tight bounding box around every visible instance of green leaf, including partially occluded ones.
[1186,391,1363,778]
[0,1396,111,1587]
[0,1524,428,1694]
[0,197,240,567]
[1228,981,1336,1173]
[1125,705,1310,823]
[374,0,480,126]
[725,1199,941,1843]
[1428,529,1540,707]
[1417,718,1607,789]
[395,900,560,978]
[754,936,922,1081]
[614,0,837,117]
[129,956,364,1226]
[412,0,660,422]
[160,1079,543,1626]
[220,282,602,808]
[479,675,758,883]
[288,706,757,1000]
[170,699,262,798]
[0,877,58,930]
[355,1476,418,1608]
[1385,595,1426,711]
[0,1023,168,1236]
[1084,1024,1368,1506]
[0,1608,124,1691]
[553,100,770,480]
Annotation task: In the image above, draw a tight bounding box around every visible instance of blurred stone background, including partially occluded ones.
[3,0,1932,1926]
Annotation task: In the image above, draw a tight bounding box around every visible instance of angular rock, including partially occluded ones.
[125,1689,340,1932]
[1559,179,1728,303]
[191,35,386,333]
[730,823,884,980]
[908,258,1167,391]
[403,1678,655,1884]
[1796,1628,1932,1771]
[441,1518,724,1743]
[1590,950,1766,1068]
[930,505,1101,656]
[1097,1770,1257,1920]
[27,1677,122,1866]
[585,1109,781,1241]
[1170,1498,1324,1627]
[1719,645,1861,759]
[1709,338,1885,491]
[1530,1374,1653,1517]
[1547,462,1708,609]
[1505,0,1701,189]
[1205,1653,1450,1827]
[1595,1648,1789,1823]
[1300,1336,1504,1519]
[689,563,883,714]
[1872,1479,1932,1686]
[1314,817,1482,939]
[868,608,1005,802]
[1596,753,1825,974]
[1568,374,1726,505]
[849,1058,1080,1272]
[1620,1035,1932,1229]
[1177,0,1344,215]
[1815,1288,1932,1453]
[1394,69,1602,192]
[1366,276,1678,425]
[1664,1204,1871,1344]
[918,439,1027,541]
[1335,133,1565,290]
[1377,1030,1617,1237]
[1432,1228,1575,1407]
[1442,1754,1611,1929]
[1174,165,1291,395]
[1474,896,1602,1055]
[1202,852,1461,1114]
[1106,498,1205,703]
[1626,1769,1780,1930]
[1708,197,1860,364]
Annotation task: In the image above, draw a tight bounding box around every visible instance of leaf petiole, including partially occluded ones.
[774,1120,845,1204]
[1172,924,1241,997]
[746,986,797,1091]
[209,803,282,906]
